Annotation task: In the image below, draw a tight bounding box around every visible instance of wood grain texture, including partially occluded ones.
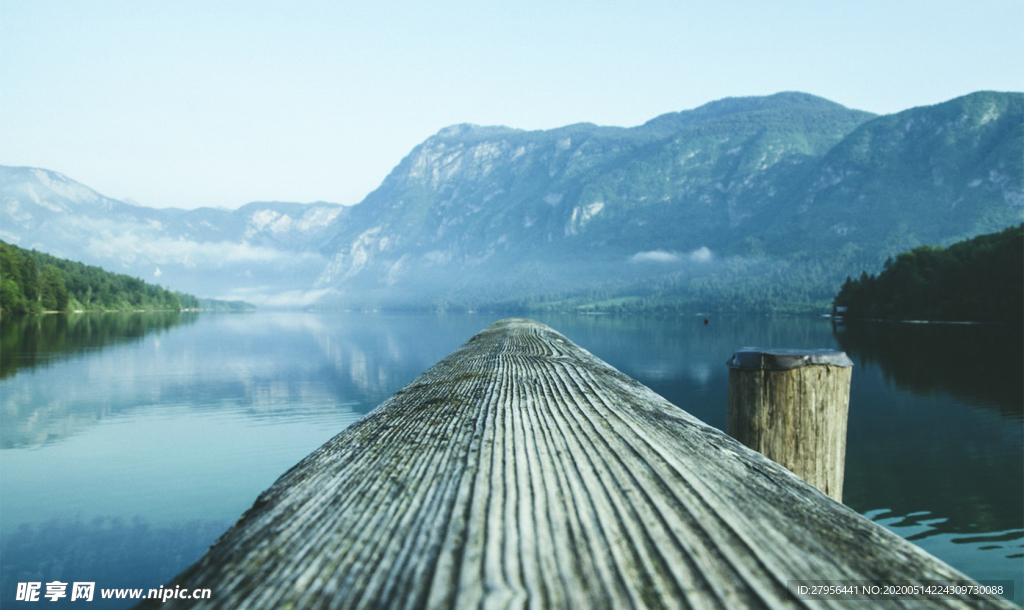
[139,319,1012,609]
[727,364,851,502]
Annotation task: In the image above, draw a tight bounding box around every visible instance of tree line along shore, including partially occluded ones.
[0,240,252,316]
[833,225,1022,324]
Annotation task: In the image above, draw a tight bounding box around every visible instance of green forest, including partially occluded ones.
[833,225,1023,323]
[0,240,200,315]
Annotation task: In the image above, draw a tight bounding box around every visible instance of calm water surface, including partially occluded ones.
[1,312,1021,606]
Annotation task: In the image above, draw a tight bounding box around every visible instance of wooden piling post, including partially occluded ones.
[726,348,853,502]
[139,321,1012,609]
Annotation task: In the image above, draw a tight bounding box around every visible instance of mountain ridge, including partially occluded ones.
[314,90,1021,311]
[2,90,1021,312]
[0,165,349,306]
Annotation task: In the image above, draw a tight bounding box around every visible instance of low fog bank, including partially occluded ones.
[307,247,852,315]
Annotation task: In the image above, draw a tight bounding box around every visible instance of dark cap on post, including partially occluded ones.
[727,348,853,371]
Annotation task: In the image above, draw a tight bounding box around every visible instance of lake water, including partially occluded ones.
[1,312,1021,606]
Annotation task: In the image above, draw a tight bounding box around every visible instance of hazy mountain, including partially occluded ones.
[2,91,1021,312]
[315,91,1022,312]
[0,166,348,306]
[758,91,1024,256]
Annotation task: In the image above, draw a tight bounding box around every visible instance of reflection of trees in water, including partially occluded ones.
[0,312,198,379]
[833,320,1023,419]
[836,320,1023,544]
[0,516,229,606]
[0,312,464,449]
[0,313,201,448]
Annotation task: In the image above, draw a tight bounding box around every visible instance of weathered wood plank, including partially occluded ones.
[726,349,853,501]
[139,318,1012,609]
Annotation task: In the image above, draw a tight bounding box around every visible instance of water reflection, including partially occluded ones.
[0,312,197,380]
[834,319,1022,541]
[0,312,852,448]
[864,510,1023,600]
[833,320,1023,601]
[1,312,1020,604]
[0,313,496,448]
[834,320,1023,419]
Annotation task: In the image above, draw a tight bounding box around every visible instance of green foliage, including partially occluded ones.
[0,240,199,315]
[834,225,1023,322]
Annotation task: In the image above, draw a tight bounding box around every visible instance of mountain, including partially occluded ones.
[759,91,1024,256]
[0,166,348,306]
[314,91,1022,312]
[2,91,1021,312]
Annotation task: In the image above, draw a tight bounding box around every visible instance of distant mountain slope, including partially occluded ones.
[315,91,1022,312]
[2,91,1021,312]
[760,92,1024,256]
[0,166,348,306]
[325,93,873,261]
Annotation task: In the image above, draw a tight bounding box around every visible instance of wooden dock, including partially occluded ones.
[140,318,1013,609]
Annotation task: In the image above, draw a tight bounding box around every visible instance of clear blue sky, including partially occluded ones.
[2,1,1021,210]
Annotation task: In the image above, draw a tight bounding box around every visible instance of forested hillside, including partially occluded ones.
[0,241,199,315]
[311,91,1022,313]
[833,225,1023,322]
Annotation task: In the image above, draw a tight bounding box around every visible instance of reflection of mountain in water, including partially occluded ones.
[0,313,491,449]
[833,320,1023,419]
[0,312,198,379]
